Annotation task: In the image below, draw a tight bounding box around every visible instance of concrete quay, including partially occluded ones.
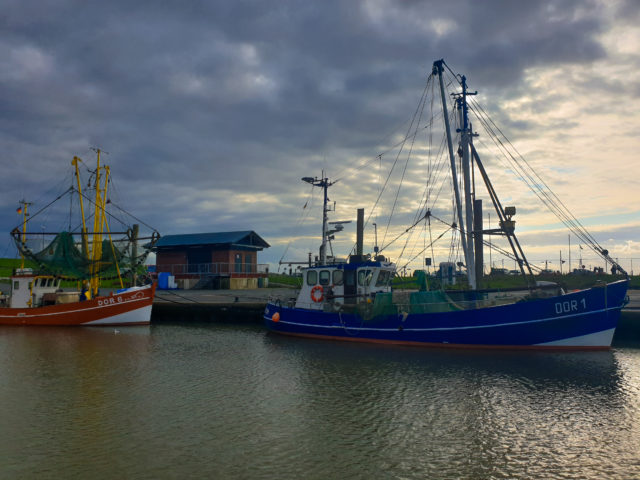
[626,289,640,310]
[151,287,296,323]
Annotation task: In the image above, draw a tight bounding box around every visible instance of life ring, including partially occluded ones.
[310,285,324,303]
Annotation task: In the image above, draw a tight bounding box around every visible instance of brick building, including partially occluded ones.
[154,231,270,289]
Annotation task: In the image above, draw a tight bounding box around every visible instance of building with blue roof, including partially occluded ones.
[154,231,270,289]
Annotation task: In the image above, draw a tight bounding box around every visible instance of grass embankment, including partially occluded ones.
[0,258,35,278]
[5,261,636,292]
[399,273,639,291]
[0,258,138,289]
[268,274,303,288]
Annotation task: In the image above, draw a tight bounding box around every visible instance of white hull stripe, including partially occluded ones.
[535,328,615,347]
[83,305,152,325]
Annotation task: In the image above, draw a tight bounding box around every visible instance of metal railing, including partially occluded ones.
[156,262,269,276]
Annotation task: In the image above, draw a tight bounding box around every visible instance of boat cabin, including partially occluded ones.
[295,260,395,310]
[9,269,70,308]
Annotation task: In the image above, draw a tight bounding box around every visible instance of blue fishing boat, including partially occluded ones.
[264,59,629,349]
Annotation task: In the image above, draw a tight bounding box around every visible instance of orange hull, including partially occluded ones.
[0,283,156,326]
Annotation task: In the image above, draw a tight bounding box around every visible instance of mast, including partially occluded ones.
[302,175,334,265]
[72,156,90,257]
[433,59,475,289]
[457,75,477,288]
[90,149,103,295]
[17,199,32,269]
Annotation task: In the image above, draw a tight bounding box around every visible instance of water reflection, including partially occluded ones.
[262,334,637,479]
[0,324,638,479]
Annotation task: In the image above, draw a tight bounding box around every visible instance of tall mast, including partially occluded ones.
[302,175,334,265]
[71,156,90,257]
[17,199,32,269]
[433,59,475,289]
[91,149,102,294]
[457,75,477,288]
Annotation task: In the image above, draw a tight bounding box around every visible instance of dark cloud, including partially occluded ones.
[0,0,631,266]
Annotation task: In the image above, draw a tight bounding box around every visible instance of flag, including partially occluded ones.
[16,207,22,214]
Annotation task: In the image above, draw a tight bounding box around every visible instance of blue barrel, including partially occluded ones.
[158,272,170,290]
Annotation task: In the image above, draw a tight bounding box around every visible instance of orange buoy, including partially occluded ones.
[310,285,324,302]
[272,312,280,322]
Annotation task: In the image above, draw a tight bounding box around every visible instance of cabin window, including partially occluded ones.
[358,269,373,286]
[332,270,343,286]
[14,281,19,290]
[306,270,318,286]
[319,270,331,286]
[46,278,53,287]
[376,270,390,286]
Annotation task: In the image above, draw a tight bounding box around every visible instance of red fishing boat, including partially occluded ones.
[0,270,155,326]
[1,149,159,326]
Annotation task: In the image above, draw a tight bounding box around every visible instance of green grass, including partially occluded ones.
[268,273,303,288]
[0,258,36,278]
[395,272,638,291]
[0,258,141,289]
[6,261,636,291]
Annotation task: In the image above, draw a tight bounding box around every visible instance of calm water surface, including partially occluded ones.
[1,323,639,479]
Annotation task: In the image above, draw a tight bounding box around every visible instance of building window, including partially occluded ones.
[245,254,252,273]
[235,254,242,273]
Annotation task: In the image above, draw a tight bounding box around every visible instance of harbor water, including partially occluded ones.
[1,323,639,479]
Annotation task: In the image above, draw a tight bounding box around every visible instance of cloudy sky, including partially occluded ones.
[2,0,639,274]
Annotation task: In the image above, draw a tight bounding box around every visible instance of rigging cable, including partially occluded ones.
[468,98,620,270]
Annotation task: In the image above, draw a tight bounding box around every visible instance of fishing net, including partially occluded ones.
[14,231,150,280]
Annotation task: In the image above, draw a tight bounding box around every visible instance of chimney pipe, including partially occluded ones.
[356,208,364,256]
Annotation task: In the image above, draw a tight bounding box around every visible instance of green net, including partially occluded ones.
[409,291,461,313]
[16,231,147,280]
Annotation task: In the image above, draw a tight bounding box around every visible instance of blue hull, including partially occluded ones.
[264,280,629,349]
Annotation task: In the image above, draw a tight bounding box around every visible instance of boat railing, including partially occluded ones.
[294,293,524,317]
[288,286,562,316]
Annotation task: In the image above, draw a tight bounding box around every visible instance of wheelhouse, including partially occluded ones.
[9,269,64,308]
[295,261,395,310]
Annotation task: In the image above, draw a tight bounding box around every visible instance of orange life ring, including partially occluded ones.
[310,285,324,303]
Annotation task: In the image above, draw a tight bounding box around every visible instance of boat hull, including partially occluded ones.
[0,283,156,326]
[264,280,629,349]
